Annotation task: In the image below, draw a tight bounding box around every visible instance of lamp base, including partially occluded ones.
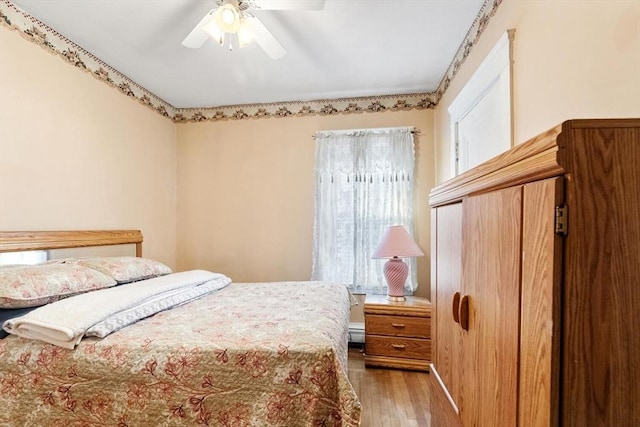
[383,257,408,301]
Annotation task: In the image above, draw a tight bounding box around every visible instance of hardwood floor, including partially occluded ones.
[348,346,431,427]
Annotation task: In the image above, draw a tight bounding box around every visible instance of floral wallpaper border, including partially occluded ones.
[0,0,501,123]
[435,0,504,99]
[0,0,177,119]
[173,93,437,123]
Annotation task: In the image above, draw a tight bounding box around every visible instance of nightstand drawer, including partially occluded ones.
[365,314,430,338]
[365,335,431,360]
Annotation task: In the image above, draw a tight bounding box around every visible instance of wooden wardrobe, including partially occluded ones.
[428,119,639,427]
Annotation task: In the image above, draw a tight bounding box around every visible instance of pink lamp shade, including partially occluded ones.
[372,225,424,301]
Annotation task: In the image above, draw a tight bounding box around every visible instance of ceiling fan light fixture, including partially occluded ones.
[215,2,241,33]
[202,20,225,45]
[183,0,326,57]
[237,19,255,47]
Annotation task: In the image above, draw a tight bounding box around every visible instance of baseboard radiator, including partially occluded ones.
[348,322,365,344]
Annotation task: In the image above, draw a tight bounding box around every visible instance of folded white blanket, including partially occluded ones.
[3,270,231,349]
[85,277,227,339]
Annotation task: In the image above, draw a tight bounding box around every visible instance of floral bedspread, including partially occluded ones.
[0,281,361,426]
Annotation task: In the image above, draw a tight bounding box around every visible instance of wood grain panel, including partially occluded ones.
[461,186,521,427]
[428,366,464,427]
[430,119,640,208]
[562,125,640,426]
[432,203,463,413]
[430,148,564,207]
[363,295,431,316]
[0,230,143,256]
[430,209,439,379]
[429,124,563,205]
[363,295,431,372]
[365,335,431,360]
[362,354,430,372]
[365,314,430,338]
[567,118,640,129]
[519,178,564,427]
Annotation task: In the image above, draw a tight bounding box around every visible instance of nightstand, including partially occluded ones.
[364,294,431,371]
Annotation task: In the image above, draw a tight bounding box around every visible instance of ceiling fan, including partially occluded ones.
[182,0,326,59]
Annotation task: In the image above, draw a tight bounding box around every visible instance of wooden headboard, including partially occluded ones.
[0,230,143,257]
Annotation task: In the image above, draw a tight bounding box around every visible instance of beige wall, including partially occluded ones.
[0,21,434,324]
[435,0,640,183]
[176,110,435,314]
[4,0,636,313]
[0,28,178,267]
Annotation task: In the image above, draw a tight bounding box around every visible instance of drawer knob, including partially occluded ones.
[391,323,406,328]
[391,344,406,349]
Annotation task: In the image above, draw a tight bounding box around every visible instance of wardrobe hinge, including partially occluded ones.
[555,205,568,236]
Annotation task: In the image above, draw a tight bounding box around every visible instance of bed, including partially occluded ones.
[0,230,361,426]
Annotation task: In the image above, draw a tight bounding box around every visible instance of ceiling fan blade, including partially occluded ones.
[181,9,216,48]
[250,0,325,10]
[246,16,286,59]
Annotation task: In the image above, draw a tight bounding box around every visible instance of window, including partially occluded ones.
[0,250,47,266]
[311,127,418,295]
[449,29,515,176]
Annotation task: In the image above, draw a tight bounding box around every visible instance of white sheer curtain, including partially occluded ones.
[311,127,418,295]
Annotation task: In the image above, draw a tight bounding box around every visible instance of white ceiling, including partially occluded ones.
[10,0,485,109]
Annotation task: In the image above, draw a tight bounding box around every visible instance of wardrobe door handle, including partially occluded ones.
[452,291,461,323]
[459,294,470,331]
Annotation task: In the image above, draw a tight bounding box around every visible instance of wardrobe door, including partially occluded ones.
[431,203,464,413]
[519,177,564,427]
[460,186,522,427]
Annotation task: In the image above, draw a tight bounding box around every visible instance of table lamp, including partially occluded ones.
[372,225,424,301]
